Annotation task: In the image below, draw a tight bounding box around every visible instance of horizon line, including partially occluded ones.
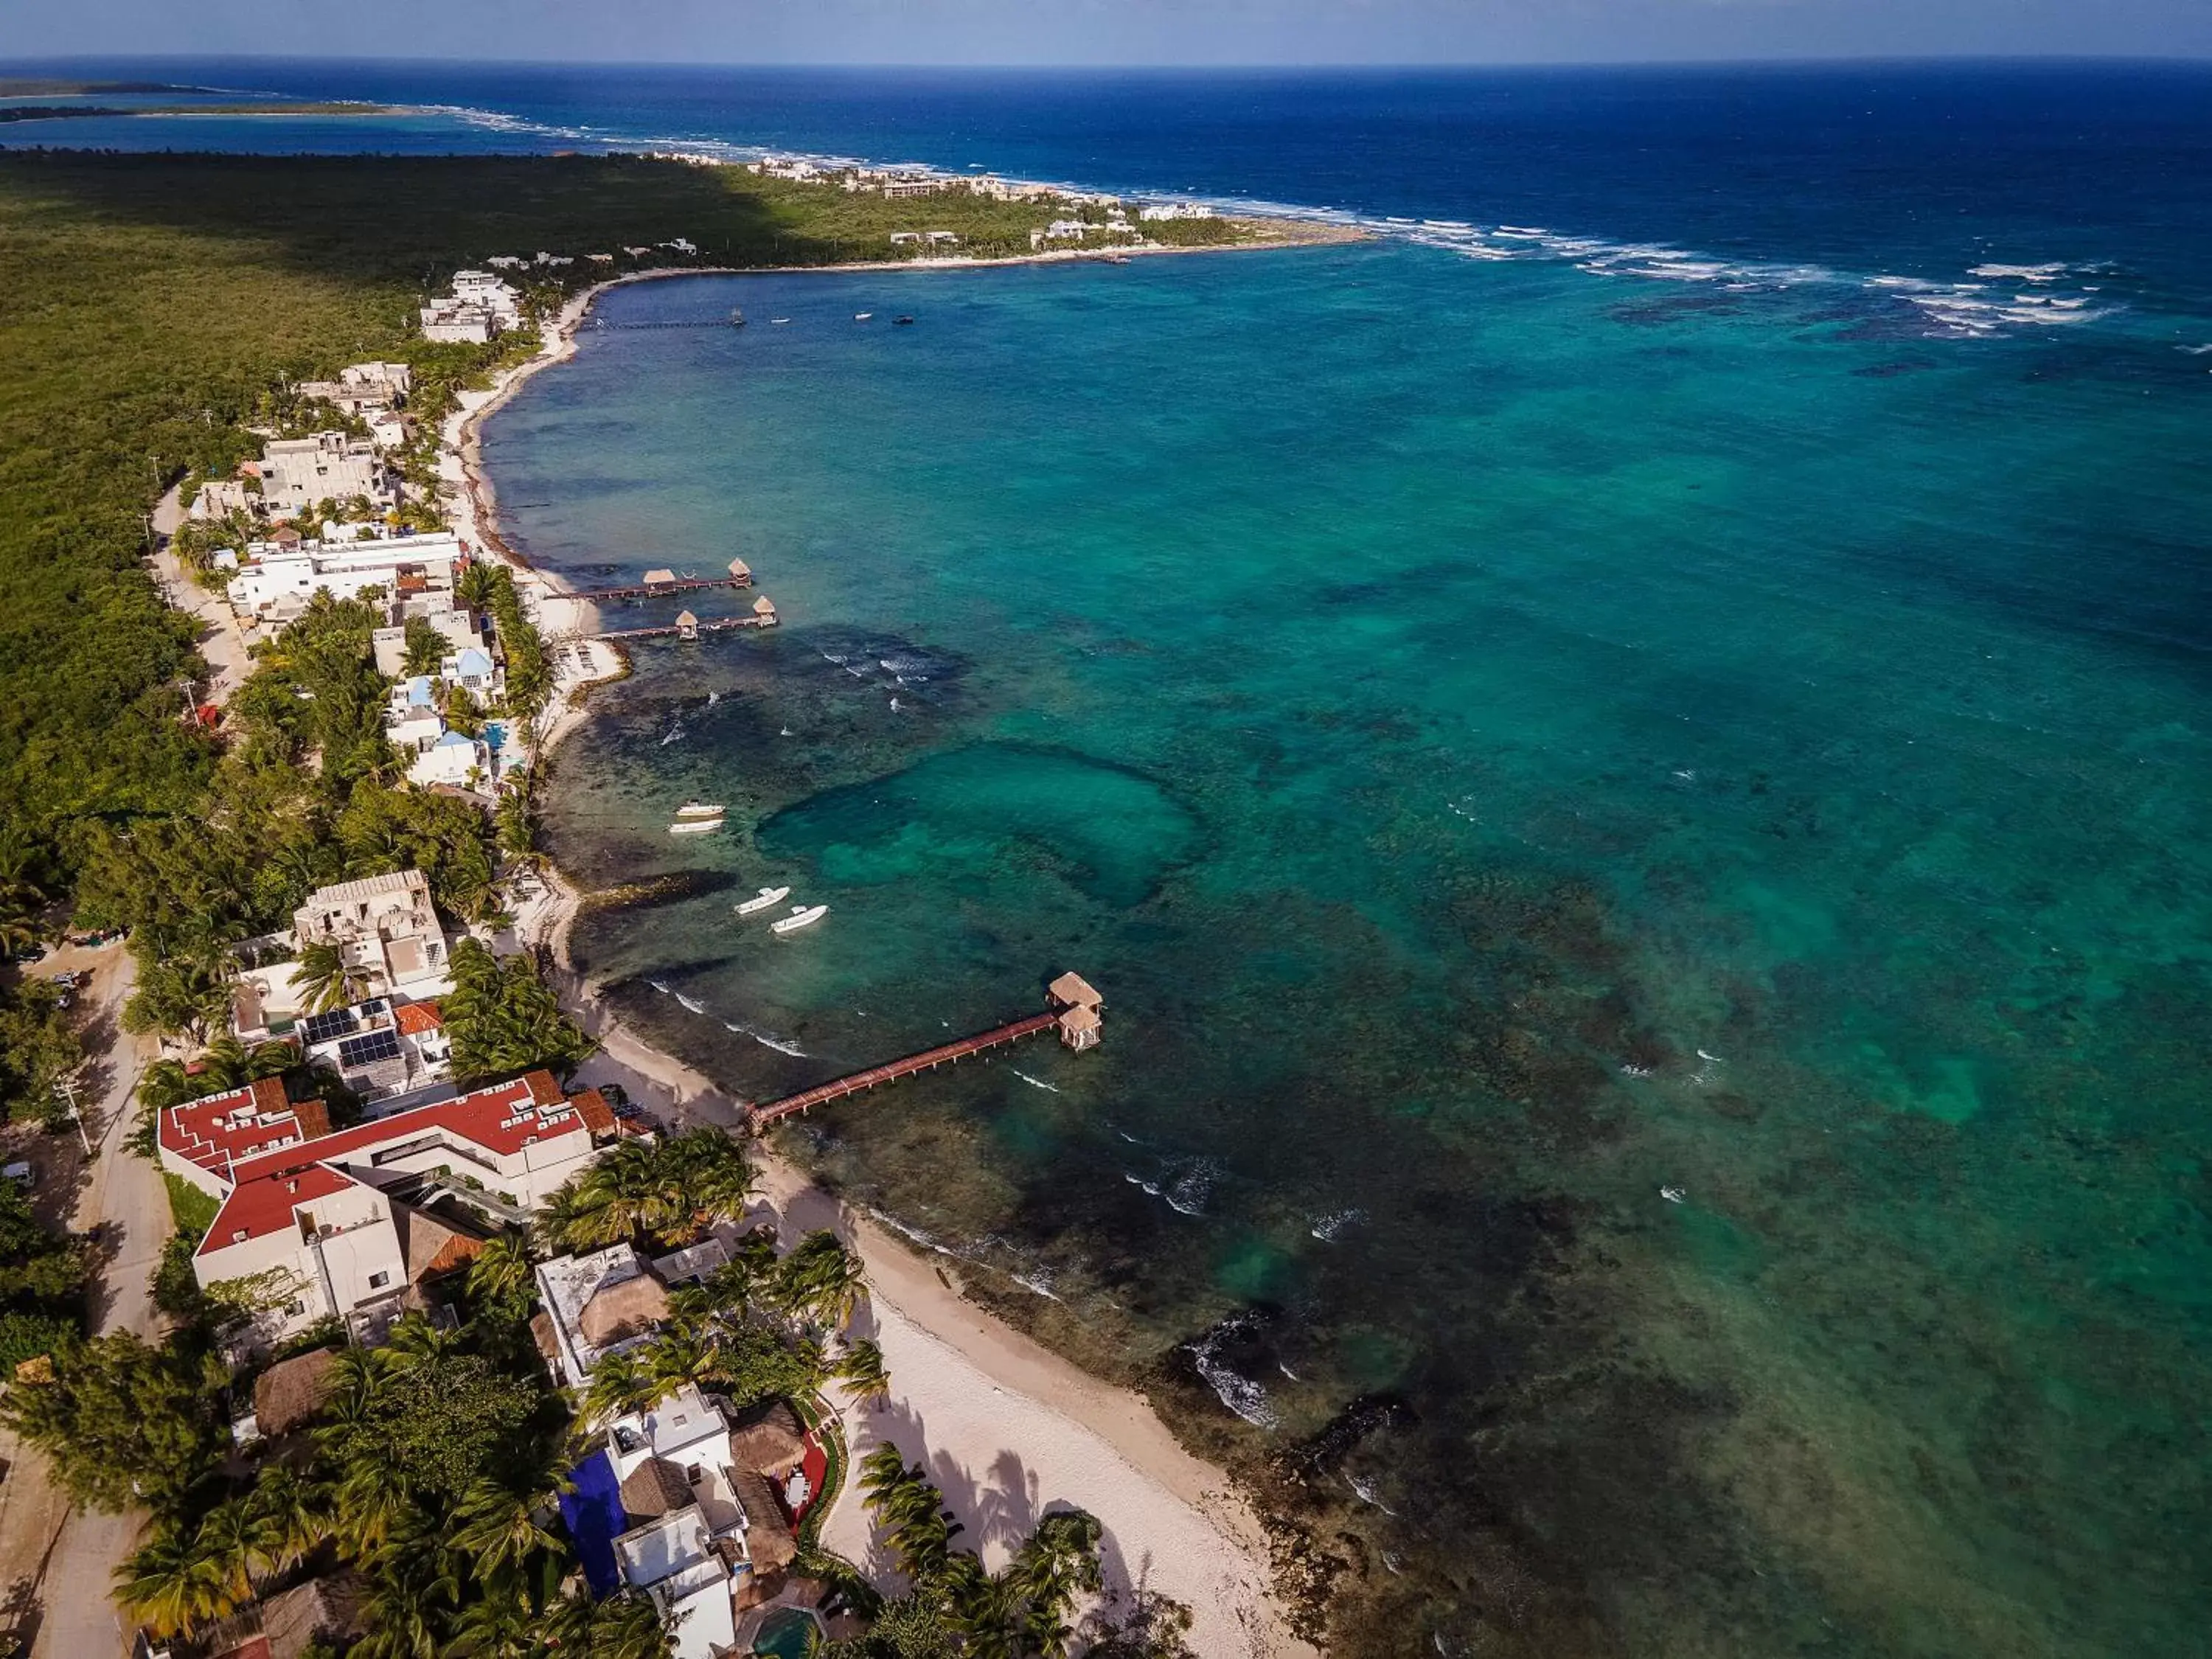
[7,50,2212,73]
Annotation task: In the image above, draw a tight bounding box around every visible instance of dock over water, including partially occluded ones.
[746,973,1104,1133]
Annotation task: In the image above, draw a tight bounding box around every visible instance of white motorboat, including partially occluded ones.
[669,816,724,835]
[853,312,873,321]
[675,801,726,818]
[771,903,830,934]
[736,886,793,916]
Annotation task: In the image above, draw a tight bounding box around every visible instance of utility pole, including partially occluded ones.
[56,1074,92,1158]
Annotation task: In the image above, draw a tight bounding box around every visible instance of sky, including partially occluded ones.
[2,0,2206,66]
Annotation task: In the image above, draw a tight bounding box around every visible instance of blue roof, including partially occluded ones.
[406,675,434,706]
[455,648,494,676]
[434,729,476,749]
[559,1451,625,1599]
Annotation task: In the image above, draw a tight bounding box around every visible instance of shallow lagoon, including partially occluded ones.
[493,243,2212,1655]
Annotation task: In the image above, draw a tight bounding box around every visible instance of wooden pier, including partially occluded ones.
[566,560,753,603]
[746,972,1105,1133]
[594,611,774,642]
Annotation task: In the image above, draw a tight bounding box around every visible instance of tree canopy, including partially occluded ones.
[442,936,596,1084]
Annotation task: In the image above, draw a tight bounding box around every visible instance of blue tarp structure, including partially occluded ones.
[560,1452,625,1598]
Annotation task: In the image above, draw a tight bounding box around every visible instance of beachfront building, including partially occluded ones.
[372,598,485,678]
[409,728,492,791]
[420,300,498,344]
[162,1071,619,1351]
[452,269,525,325]
[224,529,464,625]
[557,1378,812,1655]
[296,361,413,416]
[292,869,453,1001]
[534,1243,672,1390]
[1141,201,1219,221]
[259,432,393,517]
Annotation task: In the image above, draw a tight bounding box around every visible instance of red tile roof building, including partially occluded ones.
[167,1069,621,1352]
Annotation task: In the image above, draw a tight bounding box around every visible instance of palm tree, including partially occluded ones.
[775,1231,869,1331]
[381,1312,465,1371]
[832,1338,892,1409]
[466,1231,535,1310]
[293,939,361,1015]
[333,1458,414,1556]
[644,1322,721,1397]
[247,1464,333,1575]
[663,1130,756,1232]
[580,1348,661,1421]
[450,1474,568,1582]
[194,1495,276,1601]
[113,1523,234,1639]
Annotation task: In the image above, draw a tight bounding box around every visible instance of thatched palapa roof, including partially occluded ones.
[619,1455,695,1521]
[730,1467,798,1573]
[727,1399,808,1477]
[1048,971,1102,1010]
[261,1571,366,1659]
[578,1271,671,1346]
[254,1347,338,1438]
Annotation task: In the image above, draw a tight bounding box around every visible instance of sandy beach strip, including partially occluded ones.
[460,268,1311,1653]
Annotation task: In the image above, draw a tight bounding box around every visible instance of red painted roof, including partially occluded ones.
[198,1163,362,1258]
[226,1071,580,1187]
[393,1000,443,1035]
[571,1087,614,1135]
[159,1078,326,1181]
[192,1071,597,1256]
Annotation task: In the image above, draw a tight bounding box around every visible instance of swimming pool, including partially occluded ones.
[751,1607,821,1658]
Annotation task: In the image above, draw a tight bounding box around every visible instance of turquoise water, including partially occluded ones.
[492,243,2212,1655]
[751,1607,821,1658]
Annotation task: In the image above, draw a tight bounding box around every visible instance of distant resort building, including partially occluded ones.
[223,528,465,623]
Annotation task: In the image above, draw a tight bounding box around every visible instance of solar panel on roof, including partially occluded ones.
[338,1030,403,1069]
[301,1008,360,1046]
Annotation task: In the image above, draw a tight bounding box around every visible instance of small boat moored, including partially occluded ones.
[772,903,830,934]
[893,315,915,326]
[853,312,873,321]
[669,815,725,835]
[675,801,726,818]
[736,886,793,916]
[730,308,746,327]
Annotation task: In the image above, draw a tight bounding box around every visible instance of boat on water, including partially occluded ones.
[736,886,793,916]
[675,801,726,818]
[730,308,746,327]
[853,312,873,321]
[669,816,724,835]
[771,317,792,324]
[771,903,829,934]
[893,315,915,326]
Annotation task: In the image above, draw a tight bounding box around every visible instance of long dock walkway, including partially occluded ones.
[566,574,753,602]
[748,1013,1058,1130]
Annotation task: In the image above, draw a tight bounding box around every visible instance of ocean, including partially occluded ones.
[18,58,2212,1656]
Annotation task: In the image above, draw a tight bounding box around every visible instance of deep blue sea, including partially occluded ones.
[15,58,2212,1657]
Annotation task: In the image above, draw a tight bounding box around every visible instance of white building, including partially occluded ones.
[291,869,453,1000]
[535,1243,671,1390]
[161,1071,618,1347]
[296,361,413,416]
[290,994,453,1107]
[1141,201,1217,221]
[225,530,463,623]
[372,600,483,678]
[408,728,490,791]
[451,270,524,325]
[420,301,498,344]
[260,432,392,516]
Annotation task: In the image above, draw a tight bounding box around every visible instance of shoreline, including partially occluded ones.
[455,263,1314,1656]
